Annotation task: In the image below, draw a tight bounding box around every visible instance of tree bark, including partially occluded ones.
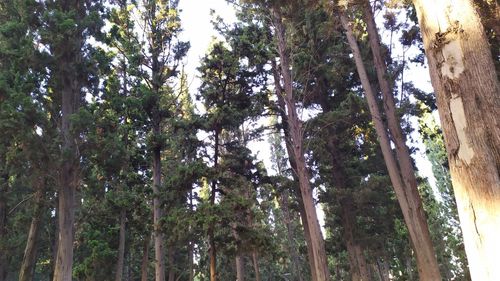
[340,197,370,281]
[152,141,166,281]
[0,173,8,281]
[252,251,260,281]
[19,187,44,281]
[115,209,126,281]
[411,1,500,280]
[272,61,309,281]
[53,40,80,281]
[279,190,304,281]
[209,128,220,281]
[141,235,150,281]
[235,255,245,281]
[167,245,175,281]
[361,3,441,279]
[272,8,330,281]
[340,13,442,280]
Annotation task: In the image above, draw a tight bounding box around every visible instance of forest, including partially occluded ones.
[0,0,498,280]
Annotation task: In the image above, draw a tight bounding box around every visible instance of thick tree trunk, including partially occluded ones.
[235,255,245,281]
[141,235,150,281]
[252,251,260,281]
[340,198,370,281]
[410,1,500,280]
[115,209,126,281]
[272,9,330,281]
[19,187,44,281]
[53,60,80,281]
[340,13,442,280]
[361,3,442,280]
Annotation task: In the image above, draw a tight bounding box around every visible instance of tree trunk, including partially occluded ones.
[361,3,442,279]
[235,255,245,281]
[152,141,166,281]
[19,187,44,281]
[53,60,80,281]
[168,245,175,281]
[411,1,500,280]
[279,190,304,281]
[340,13,442,280]
[209,128,220,281]
[376,259,390,281]
[0,173,8,281]
[272,8,330,281]
[252,251,260,281]
[141,235,150,281]
[115,209,126,281]
[188,240,194,281]
[272,61,309,281]
[340,198,370,281]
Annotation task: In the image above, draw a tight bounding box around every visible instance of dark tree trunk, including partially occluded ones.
[19,187,44,281]
[115,209,126,281]
[141,235,150,281]
[167,245,175,281]
[0,173,8,281]
[411,0,500,279]
[209,128,220,281]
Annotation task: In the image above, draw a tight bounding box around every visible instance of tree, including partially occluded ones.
[411,1,500,279]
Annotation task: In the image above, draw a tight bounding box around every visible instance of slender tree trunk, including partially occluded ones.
[152,141,166,281]
[115,209,126,281]
[252,251,260,281]
[188,240,194,281]
[209,129,220,281]
[279,190,304,281]
[411,1,500,279]
[141,235,150,281]
[0,173,8,281]
[168,245,175,281]
[376,258,390,281]
[272,61,318,281]
[272,8,330,281]
[362,4,441,279]
[340,13,442,280]
[19,187,44,281]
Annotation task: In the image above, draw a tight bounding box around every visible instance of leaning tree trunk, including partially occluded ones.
[115,209,126,281]
[272,8,330,281]
[19,187,44,281]
[340,13,442,280]
[361,3,442,279]
[411,1,500,280]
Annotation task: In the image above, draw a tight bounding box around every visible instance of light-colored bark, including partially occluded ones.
[411,1,500,280]
[361,3,441,279]
[340,13,442,280]
[235,255,245,281]
[115,209,126,281]
[272,8,330,281]
[19,187,44,281]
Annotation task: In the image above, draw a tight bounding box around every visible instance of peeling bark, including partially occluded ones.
[411,0,500,280]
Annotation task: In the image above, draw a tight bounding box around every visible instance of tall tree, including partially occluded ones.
[410,1,500,279]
